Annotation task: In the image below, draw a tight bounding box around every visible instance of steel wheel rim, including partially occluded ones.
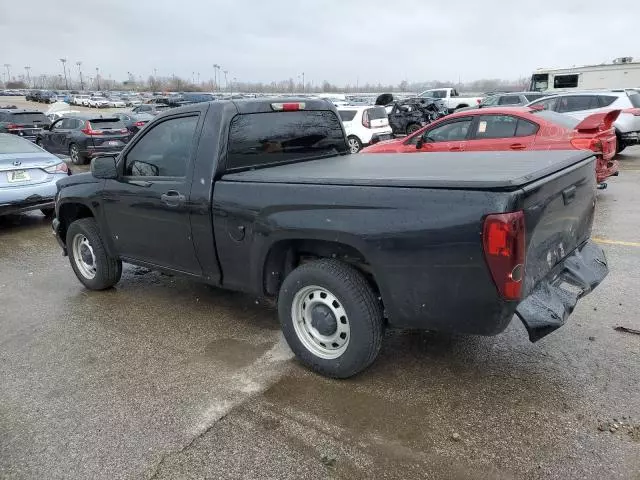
[348,138,360,153]
[291,285,350,359]
[72,233,97,279]
[70,146,78,162]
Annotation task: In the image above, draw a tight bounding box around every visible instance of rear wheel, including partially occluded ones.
[69,144,86,165]
[347,136,363,153]
[66,218,122,290]
[278,259,384,378]
[406,124,421,135]
[616,132,626,154]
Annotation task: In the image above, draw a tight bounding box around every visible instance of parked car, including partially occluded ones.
[87,96,109,108]
[124,96,143,107]
[458,92,551,111]
[417,87,483,112]
[179,93,215,104]
[0,109,51,142]
[527,90,640,153]
[52,98,608,378]
[39,91,57,104]
[385,102,430,135]
[106,96,126,108]
[36,114,129,165]
[112,112,154,135]
[338,106,393,153]
[361,106,620,185]
[131,104,171,115]
[0,133,70,217]
[25,90,40,102]
[71,95,91,106]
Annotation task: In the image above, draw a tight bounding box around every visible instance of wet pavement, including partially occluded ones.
[1,148,639,479]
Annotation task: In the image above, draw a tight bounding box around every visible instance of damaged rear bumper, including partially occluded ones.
[516,240,608,342]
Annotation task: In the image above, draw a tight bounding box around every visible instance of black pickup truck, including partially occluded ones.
[52,98,608,378]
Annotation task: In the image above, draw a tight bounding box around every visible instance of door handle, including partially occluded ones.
[449,146,463,151]
[562,186,576,205]
[510,143,526,150]
[161,190,185,207]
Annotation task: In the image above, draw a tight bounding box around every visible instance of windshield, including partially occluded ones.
[9,113,50,124]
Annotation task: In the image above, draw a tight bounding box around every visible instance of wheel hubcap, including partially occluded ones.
[71,147,78,161]
[348,139,359,153]
[72,234,97,279]
[291,286,350,359]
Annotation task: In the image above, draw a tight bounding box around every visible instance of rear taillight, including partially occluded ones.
[6,123,24,129]
[571,137,603,153]
[133,121,146,127]
[482,211,526,300]
[362,110,371,128]
[477,99,482,104]
[119,128,128,134]
[622,108,640,116]
[80,121,103,135]
[44,162,69,174]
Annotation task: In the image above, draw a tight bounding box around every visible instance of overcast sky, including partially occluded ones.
[2,0,639,86]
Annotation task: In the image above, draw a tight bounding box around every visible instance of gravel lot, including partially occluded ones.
[1,97,639,479]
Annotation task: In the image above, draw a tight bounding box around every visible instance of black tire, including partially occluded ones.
[69,143,86,165]
[278,259,384,378]
[616,133,626,154]
[41,208,55,218]
[406,124,421,135]
[347,135,363,153]
[66,217,122,290]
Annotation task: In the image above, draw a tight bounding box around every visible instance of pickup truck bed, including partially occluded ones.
[223,150,593,189]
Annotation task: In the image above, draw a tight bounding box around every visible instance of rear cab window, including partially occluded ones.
[365,107,387,119]
[227,110,348,170]
[9,112,49,124]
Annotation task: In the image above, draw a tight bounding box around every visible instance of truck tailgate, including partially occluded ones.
[516,154,608,340]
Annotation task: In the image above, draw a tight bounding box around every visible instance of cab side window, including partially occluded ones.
[124,116,198,177]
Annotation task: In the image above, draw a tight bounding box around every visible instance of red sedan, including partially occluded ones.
[361,107,620,184]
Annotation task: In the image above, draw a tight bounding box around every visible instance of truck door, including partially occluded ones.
[101,113,203,274]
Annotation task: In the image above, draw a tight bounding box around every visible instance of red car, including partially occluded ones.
[361,107,620,184]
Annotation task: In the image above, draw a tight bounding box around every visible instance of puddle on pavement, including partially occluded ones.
[204,338,273,369]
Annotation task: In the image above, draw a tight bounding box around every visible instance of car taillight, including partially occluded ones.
[477,99,482,104]
[622,108,640,116]
[571,137,603,153]
[119,128,128,133]
[81,121,103,135]
[482,211,526,300]
[362,110,371,128]
[44,162,69,174]
[6,123,24,129]
[133,121,146,127]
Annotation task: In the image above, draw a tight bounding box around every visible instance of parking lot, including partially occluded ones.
[1,90,639,478]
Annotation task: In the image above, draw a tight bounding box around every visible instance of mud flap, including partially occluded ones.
[516,240,609,342]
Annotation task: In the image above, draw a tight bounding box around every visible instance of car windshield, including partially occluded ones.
[0,133,43,153]
[531,110,580,129]
[9,112,49,124]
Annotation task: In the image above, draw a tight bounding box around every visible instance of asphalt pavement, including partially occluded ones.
[0,111,639,478]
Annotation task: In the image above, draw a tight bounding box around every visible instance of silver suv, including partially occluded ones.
[528,90,640,152]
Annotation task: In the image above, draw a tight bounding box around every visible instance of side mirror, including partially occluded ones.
[416,137,424,149]
[91,155,118,179]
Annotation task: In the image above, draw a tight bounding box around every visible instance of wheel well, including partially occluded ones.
[57,203,94,243]
[262,239,376,296]
[455,104,469,109]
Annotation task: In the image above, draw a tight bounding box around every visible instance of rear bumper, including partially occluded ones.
[0,198,55,216]
[0,177,63,215]
[515,240,608,342]
[83,146,125,158]
[596,159,619,183]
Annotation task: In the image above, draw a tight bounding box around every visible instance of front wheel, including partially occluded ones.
[406,124,421,135]
[66,218,122,290]
[278,259,384,378]
[347,136,363,154]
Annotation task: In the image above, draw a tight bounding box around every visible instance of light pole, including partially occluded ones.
[197,72,200,85]
[301,72,305,93]
[213,64,220,91]
[233,77,237,93]
[223,70,228,92]
[59,58,68,89]
[24,66,31,87]
[95,67,100,91]
[76,61,84,90]
[3,64,11,83]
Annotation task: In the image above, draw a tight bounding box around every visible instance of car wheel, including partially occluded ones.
[278,259,384,378]
[616,133,626,154]
[347,136,363,154]
[406,124,421,135]
[41,208,55,218]
[66,218,122,290]
[69,144,86,165]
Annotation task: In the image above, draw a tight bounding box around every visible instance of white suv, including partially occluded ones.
[528,90,640,152]
[338,106,393,153]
